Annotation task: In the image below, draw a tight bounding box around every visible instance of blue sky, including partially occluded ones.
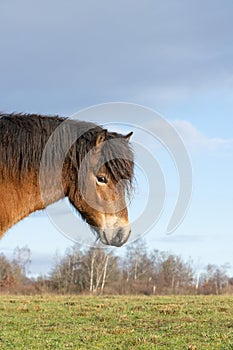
[0,0,233,276]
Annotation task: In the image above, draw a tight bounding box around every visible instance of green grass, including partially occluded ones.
[0,295,233,349]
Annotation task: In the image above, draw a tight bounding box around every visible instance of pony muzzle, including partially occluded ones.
[99,226,131,247]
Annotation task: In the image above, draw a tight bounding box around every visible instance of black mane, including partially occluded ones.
[0,113,134,192]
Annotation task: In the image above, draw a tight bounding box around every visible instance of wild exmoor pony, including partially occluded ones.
[0,113,134,246]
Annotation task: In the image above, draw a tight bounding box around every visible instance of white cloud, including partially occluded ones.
[172,120,233,153]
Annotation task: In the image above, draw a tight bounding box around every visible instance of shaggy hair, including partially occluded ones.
[0,113,134,194]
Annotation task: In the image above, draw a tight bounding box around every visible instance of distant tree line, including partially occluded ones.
[0,246,32,293]
[1,241,233,295]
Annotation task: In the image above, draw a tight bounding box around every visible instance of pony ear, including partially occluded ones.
[95,129,107,146]
[124,131,133,142]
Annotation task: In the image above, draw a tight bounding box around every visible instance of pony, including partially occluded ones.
[0,113,134,246]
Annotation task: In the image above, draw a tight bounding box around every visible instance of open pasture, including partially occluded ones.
[0,295,232,349]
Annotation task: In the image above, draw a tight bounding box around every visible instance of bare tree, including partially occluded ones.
[199,264,229,295]
[49,245,84,293]
[13,246,31,276]
[83,245,118,294]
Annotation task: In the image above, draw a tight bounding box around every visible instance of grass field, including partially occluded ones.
[0,295,233,349]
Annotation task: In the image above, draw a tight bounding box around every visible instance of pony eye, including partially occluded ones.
[96,175,108,184]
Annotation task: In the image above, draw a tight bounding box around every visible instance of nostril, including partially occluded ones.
[116,229,123,243]
[110,228,124,246]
